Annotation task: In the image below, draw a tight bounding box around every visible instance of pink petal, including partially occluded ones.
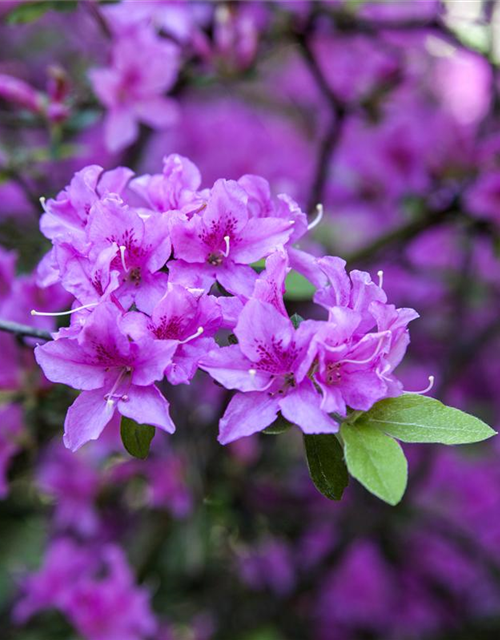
[118,385,175,434]
[219,392,279,444]
[64,389,116,451]
[279,380,339,434]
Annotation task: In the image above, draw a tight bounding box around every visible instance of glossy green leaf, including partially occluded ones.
[359,395,496,445]
[120,417,155,460]
[263,416,292,435]
[6,2,50,24]
[341,422,407,505]
[284,270,316,301]
[304,434,349,501]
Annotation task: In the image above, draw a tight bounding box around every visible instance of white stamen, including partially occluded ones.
[248,370,275,392]
[222,235,231,258]
[337,336,385,366]
[308,203,324,231]
[104,367,132,406]
[404,375,435,395]
[31,302,99,317]
[119,245,128,272]
[179,326,204,345]
[39,196,46,210]
[377,270,384,289]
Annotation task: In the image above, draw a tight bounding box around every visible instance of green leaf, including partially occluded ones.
[290,313,304,329]
[358,395,497,445]
[284,270,316,301]
[6,2,50,24]
[341,422,407,505]
[263,415,292,435]
[52,0,78,11]
[304,434,349,501]
[120,417,155,459]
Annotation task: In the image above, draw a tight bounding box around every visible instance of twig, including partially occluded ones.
[0,319,52,342]
[83,0,112,40]
[295,29,347,215]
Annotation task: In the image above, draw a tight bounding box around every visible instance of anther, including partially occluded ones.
[179,326,204,344]
[404,375,435,395]
[308,203,324,231]
[31,302,99,317]
[39,196,46,210]
[377,270,384,289]
[222,235,230,258]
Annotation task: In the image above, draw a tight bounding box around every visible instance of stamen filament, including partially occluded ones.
[179,326,204,344]
[248,369,275,392]
[31,302,99,317]
[308,203,324,231]
[377,270,384,289]
[337,336,385,366]
[119,245,128,272]
[105,367,132,407]
[222,235,230,258]
[404,375,435,395]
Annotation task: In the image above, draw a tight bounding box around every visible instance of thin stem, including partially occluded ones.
[83,0,112,40]
[0,318,52,342]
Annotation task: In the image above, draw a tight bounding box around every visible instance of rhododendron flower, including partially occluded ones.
[89,25,180,152]
[40,165,134,244]
[200,298,338,444]
[130,153,203,213]
[35,302,176,451]
[170,179,295,296]
[86,195,172,312]
[122,283,222,384]
[15,539,157,640]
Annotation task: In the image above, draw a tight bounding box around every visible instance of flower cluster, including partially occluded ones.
[34,155,418,452]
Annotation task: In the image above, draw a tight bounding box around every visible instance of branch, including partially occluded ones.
[83,0,112,40]
[295,30,347,214]
[344,209,451,265]
[0,319,52,342]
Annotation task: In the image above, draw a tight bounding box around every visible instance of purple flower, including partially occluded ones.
[130,153,203,213]
[35,302,176,451]
[122,283,222,384]
[299,258,418,416]
[15,539,157,640]
[170,179,295,296]
[86,195,172,312]
[14,538,95,622]
[65,545,157,640]
[37,442,100,535]
[89,24,180,152]
[200,298,338,444]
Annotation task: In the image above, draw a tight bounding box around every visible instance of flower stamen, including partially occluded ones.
[179,326,204,344]
[222,235,231,258]
[308,203,324,231]
[377,270,384,289]
[31,302,99,317]
[404,375,435,395]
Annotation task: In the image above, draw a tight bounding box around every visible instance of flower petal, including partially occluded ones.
[64,389,116,451]
[118,385,175,433]
[219,392,279,444]
[279,380,339,434]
